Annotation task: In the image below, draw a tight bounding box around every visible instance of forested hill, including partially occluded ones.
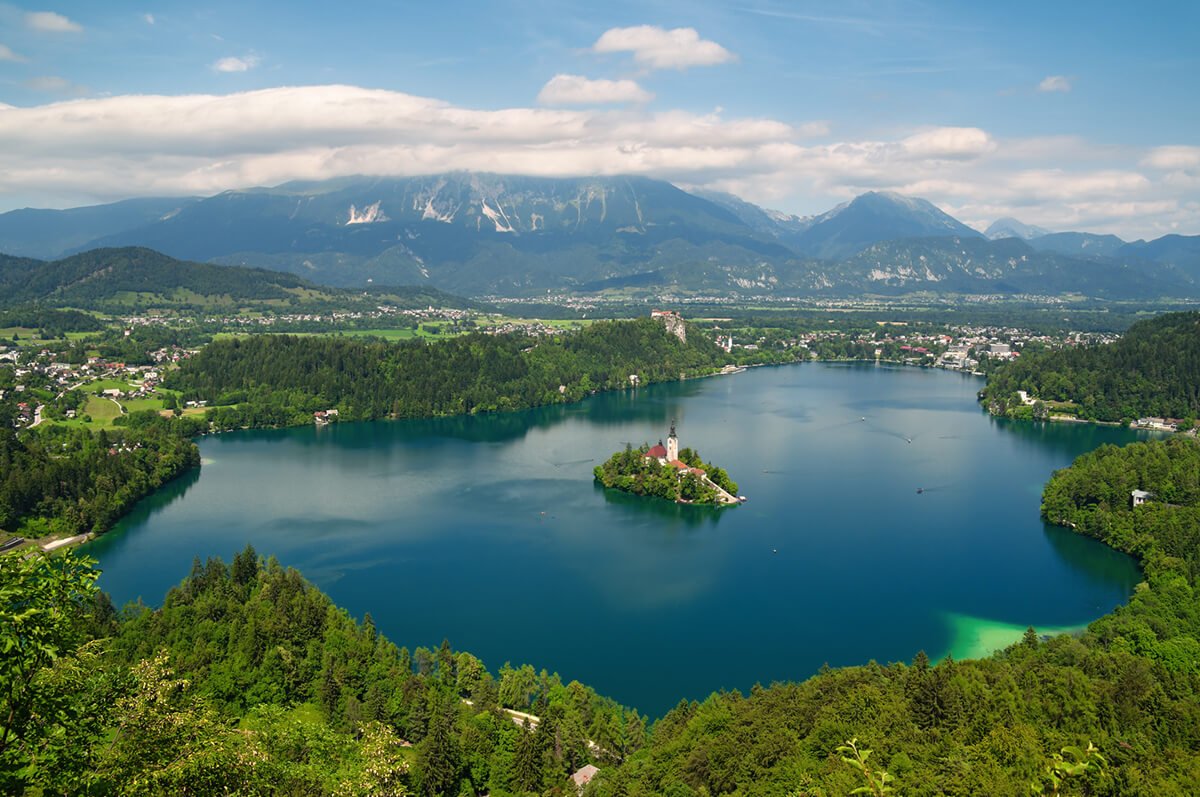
[3,546,644,795]
[0,246,476,312]
[164,316,729,427]
[980,310,1200,421]
[9,438,1200,793]
[0,422,199,539]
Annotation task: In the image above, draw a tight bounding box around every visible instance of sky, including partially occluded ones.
[0,0,1198,240]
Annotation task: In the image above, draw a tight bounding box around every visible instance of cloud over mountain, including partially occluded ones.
[0,83,1192,240]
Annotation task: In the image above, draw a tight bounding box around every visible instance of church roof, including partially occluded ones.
[668,459,689,469]
[646,444,667,458]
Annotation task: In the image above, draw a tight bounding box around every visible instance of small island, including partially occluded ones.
[594,423,742,505]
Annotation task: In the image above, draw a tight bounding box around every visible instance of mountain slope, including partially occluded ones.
[1118,234,1200,278]
[74,174,798,294]
[689,189,814,243]
[985,217,1051,240]
[1030,232,1126,257]
[830,235,1190,298]
[791,191,983,259]
[0,197,196,259]
[0,247,475,311]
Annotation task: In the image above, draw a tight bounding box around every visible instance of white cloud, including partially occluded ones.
[1038,75,1072,92]
[144,13,155,25]
[537,74,653,106]
[901,127,995,159]
[211,55,261,73]
[0,84,1194,240]
[0,44,26,62]
[1142,145,1200,170]
[796,120,831,138]
[592,26,737,70]
[25,11,82,33]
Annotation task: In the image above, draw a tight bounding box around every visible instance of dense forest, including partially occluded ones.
[593,444,738,503]
[0,305,106,334]
[0,422,199,539]
[981,311,1200,421]
[2,545,645,795]
[166,317,729,428]
[6,438,1200,794]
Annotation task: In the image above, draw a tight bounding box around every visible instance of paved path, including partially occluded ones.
[463,699,603,752]
[42,534,88,552]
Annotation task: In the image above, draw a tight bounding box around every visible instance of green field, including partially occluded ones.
[81,394,123,428]
[120,397,166,413]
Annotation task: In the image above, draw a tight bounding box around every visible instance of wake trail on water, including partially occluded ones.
[864,420,917,444]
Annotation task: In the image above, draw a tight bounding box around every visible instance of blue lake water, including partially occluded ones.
[85,363,1148,717]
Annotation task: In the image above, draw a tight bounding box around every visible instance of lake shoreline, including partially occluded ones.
[82,363,1143,717]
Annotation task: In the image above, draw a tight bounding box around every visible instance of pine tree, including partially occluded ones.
[513,718,541,792]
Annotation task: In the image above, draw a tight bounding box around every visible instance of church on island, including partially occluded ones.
[645,423,742,505]
[594,422,743,505]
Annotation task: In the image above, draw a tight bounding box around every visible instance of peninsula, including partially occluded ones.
[593,423,741,505]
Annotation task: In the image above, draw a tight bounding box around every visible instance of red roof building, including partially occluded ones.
[646,444,667,458]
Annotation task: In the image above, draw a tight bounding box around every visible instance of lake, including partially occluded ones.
[85,362,1148,718]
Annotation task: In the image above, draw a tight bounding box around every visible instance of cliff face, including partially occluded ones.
[659,314,686,343]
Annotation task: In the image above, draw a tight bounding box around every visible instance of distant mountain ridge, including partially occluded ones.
[0,247,474,311]
[791,191,982,259]
[985,217,1050,241]
[1029,232,1126,258]
[1,174,1197,299]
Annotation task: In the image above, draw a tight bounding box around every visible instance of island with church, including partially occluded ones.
[593,423,743,505]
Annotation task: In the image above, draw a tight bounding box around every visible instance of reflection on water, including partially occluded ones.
[82,467,202,561]
[1042,523,1143,607]
[87,363,1145,717]
[597,482,727,530]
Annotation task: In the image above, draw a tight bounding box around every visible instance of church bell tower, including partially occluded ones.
[666,421,679,462]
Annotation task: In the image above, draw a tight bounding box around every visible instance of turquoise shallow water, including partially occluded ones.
[85,363,1148,717]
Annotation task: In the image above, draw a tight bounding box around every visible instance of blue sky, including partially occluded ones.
[1,0,1197,238]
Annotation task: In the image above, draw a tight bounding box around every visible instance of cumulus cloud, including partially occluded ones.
[901,127,995,159]
[0,84,1194,239]
[537,74,653,106]
[795,120,831,138]
[144,13,155,25]
[25,11,82,33]
[1038,75,1072,92]
[1142,145,1200,170]
[592,26,737,70]
[0,44,26,62]
[211,55,261,73]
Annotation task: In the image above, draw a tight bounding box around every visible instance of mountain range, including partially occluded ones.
[1,173,1198,299]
